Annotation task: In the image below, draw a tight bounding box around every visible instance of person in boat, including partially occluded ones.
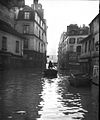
[48,61,53,69]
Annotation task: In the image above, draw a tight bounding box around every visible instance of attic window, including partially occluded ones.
[24,12,30,19]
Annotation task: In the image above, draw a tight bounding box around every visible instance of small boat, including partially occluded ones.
[43,68,58,78]
[68,73,91,87]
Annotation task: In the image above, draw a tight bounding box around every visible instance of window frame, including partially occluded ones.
[24,12,30,19]
[76,45,81,54]
[69,38,76,44]
[69,45,74,51]
[2,36,7,51]
[16,41,20,53]
[24,39,28,49]
[77,37,83,44]
[23,25,30,34]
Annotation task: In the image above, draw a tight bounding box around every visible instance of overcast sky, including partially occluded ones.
[25,0,99,55]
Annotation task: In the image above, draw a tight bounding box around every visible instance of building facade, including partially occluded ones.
[0,0,47,69]
[79,14,99,119]
[0,0,25,69]
[79,14,99,77]
[58,24,89,72]
[58,32,67,69]
[15,1,47,69]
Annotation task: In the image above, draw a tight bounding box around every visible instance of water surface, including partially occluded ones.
[0,69,98,120]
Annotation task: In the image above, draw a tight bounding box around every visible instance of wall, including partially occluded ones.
[15,11,47,54]
[0,4,15,27]
[66,35,88,52]
[15,21,34,34]
[0,30,23,56]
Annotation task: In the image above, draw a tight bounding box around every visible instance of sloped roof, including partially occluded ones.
[22,5,33,11]
[89,13,99,25]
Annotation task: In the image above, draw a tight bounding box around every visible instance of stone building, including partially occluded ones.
[0,0,47,69]
[15,0,47,68]
[58,32,67,69]
[58,24,89,72]
[0,0,25,69]
[79,14,99,119]
[79,13,99,77]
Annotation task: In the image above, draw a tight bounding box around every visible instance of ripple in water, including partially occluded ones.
[37,76,88,120]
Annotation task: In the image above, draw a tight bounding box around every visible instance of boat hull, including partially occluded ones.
[43,69,58,78]
[68,73,91,87]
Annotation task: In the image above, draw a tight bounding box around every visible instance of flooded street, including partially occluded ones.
[0,69,98,120]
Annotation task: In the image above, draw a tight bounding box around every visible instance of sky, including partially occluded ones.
[25,0,99,55]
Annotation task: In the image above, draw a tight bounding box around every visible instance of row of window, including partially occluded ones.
[68,45,81,53]
[1,36,45,54]
[82,38,98,53]
[24,39,44,53]
[68,37,83,44]
[1,36,20,53]
[35,12,45,29]
[85,40,93,53]
[23,23,45,40]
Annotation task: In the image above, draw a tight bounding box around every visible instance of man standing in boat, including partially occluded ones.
[48,61,53,69]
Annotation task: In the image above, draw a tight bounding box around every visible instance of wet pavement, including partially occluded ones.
[0,69,99,120]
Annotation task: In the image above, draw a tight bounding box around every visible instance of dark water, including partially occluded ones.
[0,69,98,120]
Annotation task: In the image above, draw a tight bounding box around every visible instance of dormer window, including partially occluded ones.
[24,12,30,19]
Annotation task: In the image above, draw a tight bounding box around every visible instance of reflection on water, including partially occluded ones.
[0,69,98,120]
[0,69,43,120]
[37,76,91,120]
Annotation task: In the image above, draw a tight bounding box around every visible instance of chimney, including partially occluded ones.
[34,0,38,4]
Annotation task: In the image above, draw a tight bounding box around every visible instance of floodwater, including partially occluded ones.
[0,69,99,120]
